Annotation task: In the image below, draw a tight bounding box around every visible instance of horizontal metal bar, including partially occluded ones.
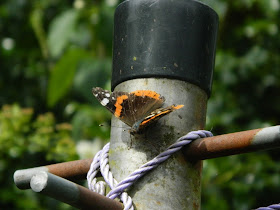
[14,126,280,191]
[14,159,92,189]
[30,171,123,210]
[184,125,280,160]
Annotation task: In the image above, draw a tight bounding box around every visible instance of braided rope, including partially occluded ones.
[256,204,280,210]
[106,130,213,199]
[87,130,212,209]
[87,143,133,210]
[87,130,279,209]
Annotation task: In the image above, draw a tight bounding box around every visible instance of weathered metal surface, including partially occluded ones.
[14,159,92,189]
[110,78,208,210]
[184,126,280,159]
[14,126,280,191]
[14,166,48,190]
[30,171,123,209]
[14,125,280,209]
[46,158,92,179]
[112,0,219,97]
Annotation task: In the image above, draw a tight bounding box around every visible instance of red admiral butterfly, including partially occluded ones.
[92,87,184,134]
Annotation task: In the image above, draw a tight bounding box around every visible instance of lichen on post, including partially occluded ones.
[109,0,219,209]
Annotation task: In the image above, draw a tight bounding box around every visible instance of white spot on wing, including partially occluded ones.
[146,114,155,118]
[105,93,110,97]
[101,98,110,106]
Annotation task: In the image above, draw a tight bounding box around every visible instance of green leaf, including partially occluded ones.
[47,9,79,57]
[73,58,111,102]
[47,48,89,107]
[30,7,49,59]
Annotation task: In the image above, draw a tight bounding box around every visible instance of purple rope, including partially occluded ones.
[87,130,211,208]
[106,130,213,199]
[256,204,280,210]
[87,143,134,209]
[87,130,280,210]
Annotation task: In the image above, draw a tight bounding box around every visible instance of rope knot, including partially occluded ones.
[87,130,212,209]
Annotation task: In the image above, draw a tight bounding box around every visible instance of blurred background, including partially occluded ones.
[0,0,280,209]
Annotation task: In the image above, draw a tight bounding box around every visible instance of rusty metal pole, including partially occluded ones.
[30,171,123,209]
[14,159,92,189]
[109,0,218,209]
[184,125,280,160]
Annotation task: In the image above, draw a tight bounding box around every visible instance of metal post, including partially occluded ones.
[110,80,208,209]
[184,125,280,160]
[14,159,92,189]
[109,0,218,209]
[30,171,123,209]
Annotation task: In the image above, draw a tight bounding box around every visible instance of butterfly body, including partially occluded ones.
[92,87,184,134]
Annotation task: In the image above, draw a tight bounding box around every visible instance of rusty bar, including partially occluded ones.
[14,159,92,189]
[184,125,280,160]
[30,171,123,210]
[14,126,280,192]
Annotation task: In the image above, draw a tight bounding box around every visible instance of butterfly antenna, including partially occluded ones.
[99,124,129,131]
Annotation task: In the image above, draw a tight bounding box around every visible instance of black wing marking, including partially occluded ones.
[134,104,184,133]
[92,87,127,115]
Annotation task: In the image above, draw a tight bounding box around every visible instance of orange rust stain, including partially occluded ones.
[114,95,128,117]
[156,201,161,205]
[193,201,199,209]
[131,90,161,99]
[185,128,261,159]
[203,128,260,152]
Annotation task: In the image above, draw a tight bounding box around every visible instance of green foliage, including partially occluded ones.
[203,0,280,134]
[202,153,280,210]
[0,104,78,209]
[200,0,280,209]
[47,9,80,58]
[70,103,111,141]
[0,0,116,208]
[47,48,90,107]
[0,104,78,162]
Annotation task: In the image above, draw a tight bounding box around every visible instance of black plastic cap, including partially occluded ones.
[111,0,219,97]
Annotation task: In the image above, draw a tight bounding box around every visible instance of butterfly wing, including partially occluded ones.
[140,105,184,126]
[92,87,128,115]
[131,104,184,134]
[125,90,165,123]
[92,87,165,127]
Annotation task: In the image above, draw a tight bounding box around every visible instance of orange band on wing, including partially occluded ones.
[140,104,184,125]
[140,110,171,125]
[173,105,184,109]
[114,95,128,117]
[131,90,161,99]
